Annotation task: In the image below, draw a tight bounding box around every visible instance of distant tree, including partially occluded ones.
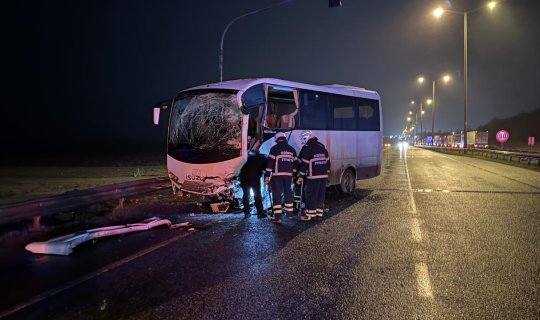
[477,108,540,147]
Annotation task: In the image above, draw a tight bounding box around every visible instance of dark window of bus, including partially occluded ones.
[356,99,380,131]
[265,87,297,130]
[330,95,356,130]
[301,91,329,130]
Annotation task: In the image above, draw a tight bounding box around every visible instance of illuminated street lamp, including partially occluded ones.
[432,1,497,149]
[417,75,451,143]
[410,99,425,144]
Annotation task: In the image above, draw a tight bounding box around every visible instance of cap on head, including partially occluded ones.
[274,132,286,142]
[300,130,315,144]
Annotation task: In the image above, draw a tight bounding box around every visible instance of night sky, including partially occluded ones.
[11,0,540,156]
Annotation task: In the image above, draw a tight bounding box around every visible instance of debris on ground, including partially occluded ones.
[25,217,172,256]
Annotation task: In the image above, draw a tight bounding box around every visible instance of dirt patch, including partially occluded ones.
[0,165,167,205]
[0,189,216,249]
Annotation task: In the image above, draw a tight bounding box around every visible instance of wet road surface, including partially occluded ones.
[2,146,539,319]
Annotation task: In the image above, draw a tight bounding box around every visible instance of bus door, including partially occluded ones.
[262,85,299,143]
[241,84,266,152]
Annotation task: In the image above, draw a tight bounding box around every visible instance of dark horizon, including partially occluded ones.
[10,0,540,157]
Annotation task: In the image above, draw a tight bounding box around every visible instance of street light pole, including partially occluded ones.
[420,102,424,144]
[219,0,295,82]
[464,12,468,149]
[432,80,436,138]
[432,2,497,149]
[415,112,418,143]
[219,0,341,82]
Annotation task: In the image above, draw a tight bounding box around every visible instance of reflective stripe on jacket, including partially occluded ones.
[265,138,298,177]
[298,138,330,180]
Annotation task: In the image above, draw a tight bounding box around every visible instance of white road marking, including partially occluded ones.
[415,263,434,298]
[404,152,435,300]
[411,218,423,242]
[403,156,417,215]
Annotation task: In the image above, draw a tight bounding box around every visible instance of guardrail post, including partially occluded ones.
[32,216,41,231]
[116,197,126,210]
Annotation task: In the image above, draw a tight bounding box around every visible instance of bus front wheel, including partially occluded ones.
[337,168,356,195]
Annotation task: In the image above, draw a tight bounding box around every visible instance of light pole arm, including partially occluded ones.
[219,0,296,82]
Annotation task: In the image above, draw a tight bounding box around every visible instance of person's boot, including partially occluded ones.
[271,213,282,224]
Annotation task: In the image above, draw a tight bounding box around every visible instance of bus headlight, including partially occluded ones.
[168,172,180,183]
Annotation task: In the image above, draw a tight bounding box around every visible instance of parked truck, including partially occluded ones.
[467,131,488,148]
[450,133,464,148]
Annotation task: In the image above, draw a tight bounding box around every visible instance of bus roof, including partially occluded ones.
[183,78,380,100]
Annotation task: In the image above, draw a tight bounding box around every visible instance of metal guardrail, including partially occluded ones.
[420,146,540,168]
[0,177,171,225]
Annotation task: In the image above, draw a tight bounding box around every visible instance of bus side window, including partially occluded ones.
[331,95,356,130]
[265,86,298,130]
[301,91,329,129]
[279,90,299,129]
[248,105,263,138]
[286,89,300,129]
[280,113,295,129]
[265,102,278,128]
[356,99,380,131]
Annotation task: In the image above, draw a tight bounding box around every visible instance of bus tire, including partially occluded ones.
[337,168,356,195]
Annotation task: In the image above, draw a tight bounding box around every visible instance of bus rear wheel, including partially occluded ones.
[337,168,356,195]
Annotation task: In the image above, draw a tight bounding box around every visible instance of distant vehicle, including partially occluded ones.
[467,131,489,148]
[454,133,464,148]
[434,135,442,146]
[153,78,383,206]
[446,134,455,147]
[441,131,488,148]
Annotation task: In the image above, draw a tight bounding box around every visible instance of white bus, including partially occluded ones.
[154,78,382,209]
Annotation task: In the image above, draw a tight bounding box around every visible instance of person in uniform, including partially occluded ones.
[264,132,298,223]
[239,149,267,218]
[296,130,330,221]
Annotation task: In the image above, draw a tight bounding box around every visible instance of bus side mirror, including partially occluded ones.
[241,84,266,112]
[152,99,172,125]
[153,107,161,125]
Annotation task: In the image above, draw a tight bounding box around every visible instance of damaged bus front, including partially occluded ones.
[164,89,245,201]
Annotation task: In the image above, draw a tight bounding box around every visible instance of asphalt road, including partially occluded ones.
[2,146,539,319]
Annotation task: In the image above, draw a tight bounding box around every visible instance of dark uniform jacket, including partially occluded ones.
[239,151,267,183]
[298,137,330,180]
[265,137,298,178]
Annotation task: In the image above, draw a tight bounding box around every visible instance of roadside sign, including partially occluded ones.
[496,130,509,143]
[496,130,509,149]
[427,136,433,145]
[528,136,535,146]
